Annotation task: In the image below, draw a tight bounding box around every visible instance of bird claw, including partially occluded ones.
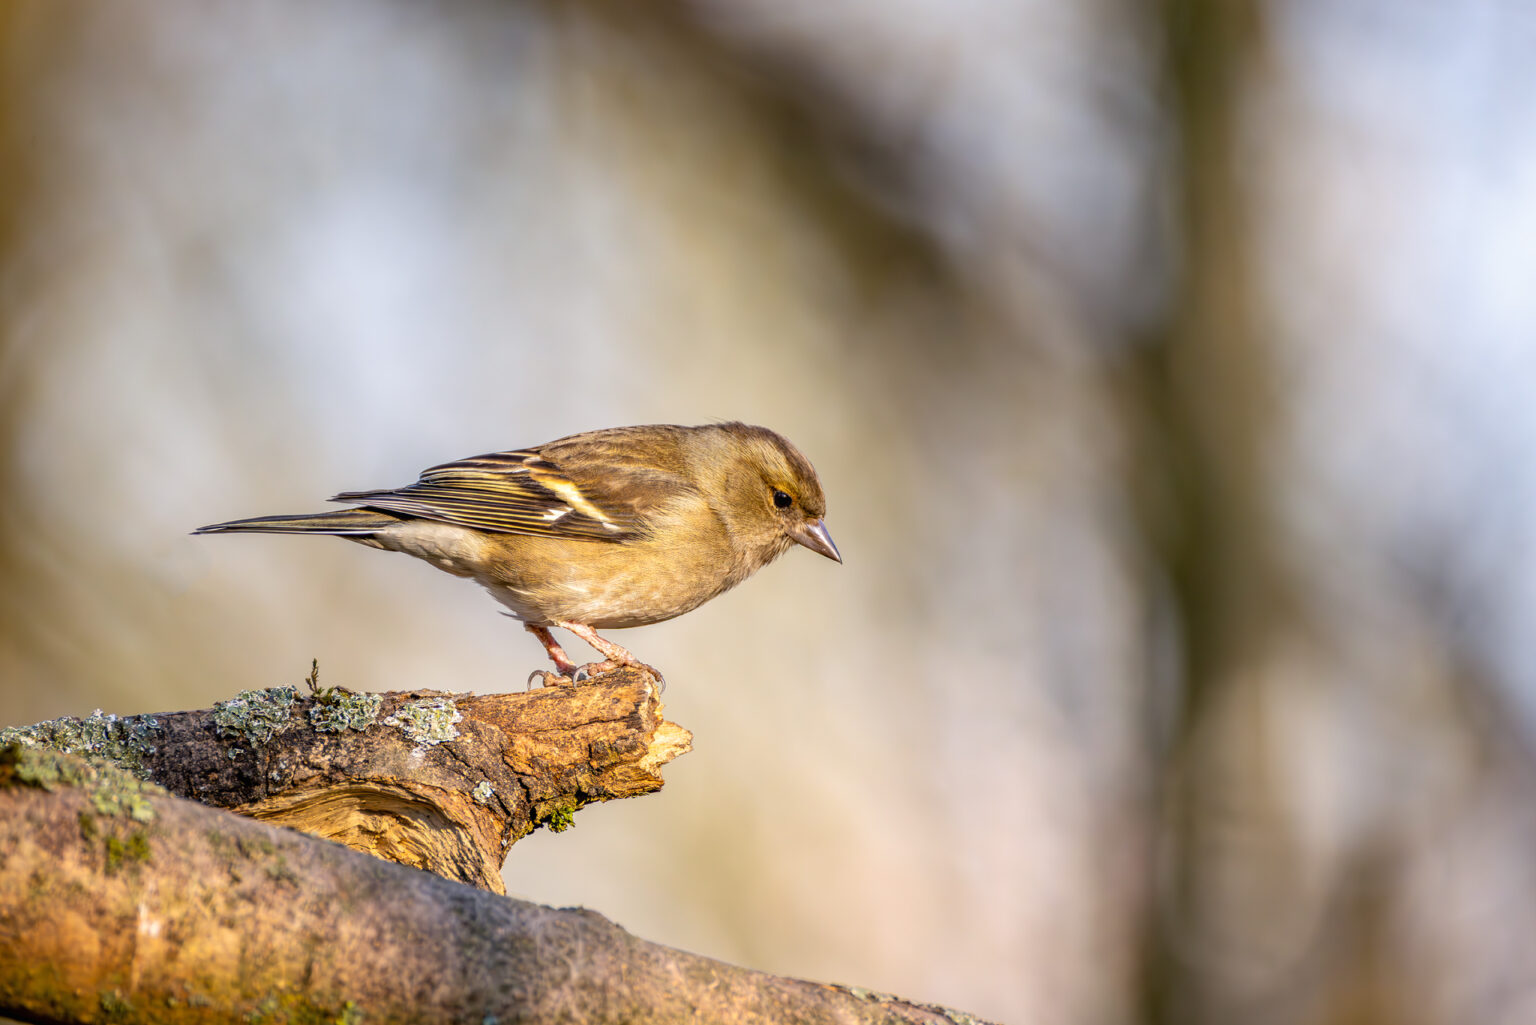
[571,660,617,683]
[611,661,667,692]
[638,663,666,692]
[565,661,664,691]
[527,669,573,689]
[543,621,665,690]
[527,660,665,691]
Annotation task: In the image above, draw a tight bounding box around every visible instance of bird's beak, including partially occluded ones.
[791,519,842,563]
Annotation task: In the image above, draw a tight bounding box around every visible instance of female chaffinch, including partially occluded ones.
[197,422,840,679]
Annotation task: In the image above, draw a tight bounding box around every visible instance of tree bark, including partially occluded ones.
[0,746,995,1025]
[0,667,690,893]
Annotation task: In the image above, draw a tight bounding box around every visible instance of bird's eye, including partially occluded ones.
[772,489,793,509]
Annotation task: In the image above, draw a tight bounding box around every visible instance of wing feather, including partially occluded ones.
[331,440,692,542]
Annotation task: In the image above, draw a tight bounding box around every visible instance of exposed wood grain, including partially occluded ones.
[0,666,688,892]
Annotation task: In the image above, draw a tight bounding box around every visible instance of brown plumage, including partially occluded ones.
[195,422,840,678]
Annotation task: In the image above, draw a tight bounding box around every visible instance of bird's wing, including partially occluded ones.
[331,442,692,542]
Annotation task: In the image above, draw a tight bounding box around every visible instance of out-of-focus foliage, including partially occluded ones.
[3,2,1535,1023]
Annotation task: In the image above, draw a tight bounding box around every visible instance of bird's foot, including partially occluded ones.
[556,622,666,690]
[571,661,665,690]
[571,660,615,683]
[525,622,665,689]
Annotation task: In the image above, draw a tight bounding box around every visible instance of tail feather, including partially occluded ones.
[193,508,405,536]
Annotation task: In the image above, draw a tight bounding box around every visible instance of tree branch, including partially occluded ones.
[0,747,996,1025]
[0,667,689,892]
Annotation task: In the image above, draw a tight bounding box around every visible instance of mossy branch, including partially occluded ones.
[0,747,995,1025]
[0,666,690,892]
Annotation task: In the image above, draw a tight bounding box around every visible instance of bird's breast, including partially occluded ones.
[477,530,754,629]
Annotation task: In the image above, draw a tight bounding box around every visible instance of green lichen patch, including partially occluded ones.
[537,796,578,833]
[99,989,134,1019]
[4,745,166,878]
[92,782,158,823]
[104,830,152,873]
[264,853,300,886]
[245,994,282,1022]
[382,697,461,746]
[241,991,364,1024]
[472,780,495,805]
[1,743,166,823]
[4,743,93,790]
[0,709,161,779]
[309,689,383,733]
[214,686,299,747]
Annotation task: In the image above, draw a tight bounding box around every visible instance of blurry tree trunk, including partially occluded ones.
[0,5,68,704]
[1138,2,1404,1024]
[1138,0,1280,1018]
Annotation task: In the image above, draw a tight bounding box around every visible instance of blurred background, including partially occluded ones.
[4,2,1536,1022]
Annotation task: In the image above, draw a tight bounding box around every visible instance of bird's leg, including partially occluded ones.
[525,624,578,678]
[556,621,664,688]
[558,621,639,666]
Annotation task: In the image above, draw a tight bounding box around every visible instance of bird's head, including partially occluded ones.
[700,423,841,566]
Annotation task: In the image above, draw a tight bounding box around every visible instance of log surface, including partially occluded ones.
[0,667,689,892]
[0,751,997,1025]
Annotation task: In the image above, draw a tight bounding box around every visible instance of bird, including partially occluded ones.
[194,422,840,681]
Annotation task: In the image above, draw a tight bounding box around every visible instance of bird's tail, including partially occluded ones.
[193,508,405,536]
